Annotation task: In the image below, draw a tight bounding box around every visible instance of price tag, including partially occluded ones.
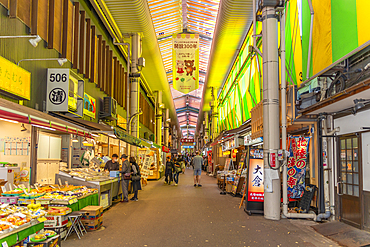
[68,199,74,205]
[2,241,9,247]
[37,216,47,222]
[1,186,6,193]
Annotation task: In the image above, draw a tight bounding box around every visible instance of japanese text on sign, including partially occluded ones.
[287,136,311,198]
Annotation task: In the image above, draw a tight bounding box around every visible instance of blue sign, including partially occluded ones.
[183,146,194,149]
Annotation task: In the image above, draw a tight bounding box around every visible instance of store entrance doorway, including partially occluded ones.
[338,135,362,228]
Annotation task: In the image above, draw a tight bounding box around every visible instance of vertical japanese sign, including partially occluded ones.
[172,33,199,94]
[248,149,264,202]
[287,136,311,198]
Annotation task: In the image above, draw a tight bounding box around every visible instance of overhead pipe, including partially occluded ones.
[306,0,314,79]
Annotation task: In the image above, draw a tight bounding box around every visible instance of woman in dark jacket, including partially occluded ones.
[130,157,141,201]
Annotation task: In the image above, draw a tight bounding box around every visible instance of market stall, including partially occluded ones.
[55,168,119,209]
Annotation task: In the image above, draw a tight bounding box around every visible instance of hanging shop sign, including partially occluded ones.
[172,33,199,94]
[0,55,31,100]
[182,145,194,149]
[83,93,96,118]
[46,69,84,117]
[222,137,239,151]
[162,146,170,153]
[181,138,194,143]
[117,114,127,129]
[287,136,311,199]
[223,150,231,156]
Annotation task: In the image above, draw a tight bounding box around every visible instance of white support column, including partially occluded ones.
[262,5,281,220]
[156,91,163,146]
[130,33,141,156]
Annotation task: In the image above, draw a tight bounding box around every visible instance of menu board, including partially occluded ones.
[138,149,157,179]
[231,152,246,195]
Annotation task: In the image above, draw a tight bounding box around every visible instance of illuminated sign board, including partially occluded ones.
[83,93,96,118]
[117,115,127,129]
[0,55,31,100]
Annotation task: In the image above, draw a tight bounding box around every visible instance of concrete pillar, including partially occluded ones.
[262,5,281,220]
[130,33,141,156]
[156,91,163,146]
[164,108,169,147]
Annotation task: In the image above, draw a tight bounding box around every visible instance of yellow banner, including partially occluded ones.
[0,55,31,100]
[172,33,199,94]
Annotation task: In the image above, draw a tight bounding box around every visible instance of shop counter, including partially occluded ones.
[55,173,119,209]
[0,221,44,246]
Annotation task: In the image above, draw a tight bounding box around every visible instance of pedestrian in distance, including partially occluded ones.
[130,157,141,201]
[164,156,174,185]
[173,158,182,186]
[120,154,131,202]
[192,151,203,187]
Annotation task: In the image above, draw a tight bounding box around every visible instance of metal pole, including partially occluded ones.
[164,109,169,147]
[262,5,280,220]
[156,91,163,146]
[130,33,140,156]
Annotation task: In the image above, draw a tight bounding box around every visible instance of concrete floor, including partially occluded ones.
[64,169,339,247]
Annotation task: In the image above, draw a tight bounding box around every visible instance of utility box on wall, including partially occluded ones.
[46,69,84,117]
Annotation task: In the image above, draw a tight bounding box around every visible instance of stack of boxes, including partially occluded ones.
[81,206,103,231]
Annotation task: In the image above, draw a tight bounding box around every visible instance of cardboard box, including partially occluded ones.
[82,215,103,227]
[84,217,103,231]
[81,205,103,220]
[27,235,60,247]
[226,183,233,193]
[44,215,69,228]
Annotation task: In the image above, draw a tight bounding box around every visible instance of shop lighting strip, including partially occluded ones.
[31,124,56,131]
[0,117,19,124]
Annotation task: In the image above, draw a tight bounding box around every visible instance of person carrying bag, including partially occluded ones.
[120,154,131,202]
[130,157,141,201]
[173,158,182,186]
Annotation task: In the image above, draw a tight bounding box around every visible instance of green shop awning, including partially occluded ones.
[114,127,151,148]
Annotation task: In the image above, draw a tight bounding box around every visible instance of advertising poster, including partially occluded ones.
[83,93,96,118]
[172,33,199,94]
[287,136,311,198]
[231,152,246,195]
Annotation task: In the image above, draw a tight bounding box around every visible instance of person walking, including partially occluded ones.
[173,158,182,186]
[104,154,119,171]
[192,151,203,187]
[120,154,131,202]
[164,156,174,185]
[130,157,141,201]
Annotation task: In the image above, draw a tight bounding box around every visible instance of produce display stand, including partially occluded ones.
[55,172,118,209]
[0,221,44,247]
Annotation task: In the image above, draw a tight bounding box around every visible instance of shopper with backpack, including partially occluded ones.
[130,157,141,201]
[173,158,182,186]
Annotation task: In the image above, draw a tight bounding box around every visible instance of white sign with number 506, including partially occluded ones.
[46,68,70,112]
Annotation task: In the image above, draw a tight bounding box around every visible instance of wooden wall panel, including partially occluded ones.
[0,0,8,8]
[91,26,96,83]
[72,2,79,69]
[85,19,91,78]
[108,50,113,96]
[102,40,106,92]
[37,0,48,41]
[17,0,31,27]
[61,0,68,58]
[79,11,85,74]
[31,0,38,35]
[47,0,55,49]
[112,57,117,98]
[97,35,102,88]
[66,0,73,61]
[53,0,62,52]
